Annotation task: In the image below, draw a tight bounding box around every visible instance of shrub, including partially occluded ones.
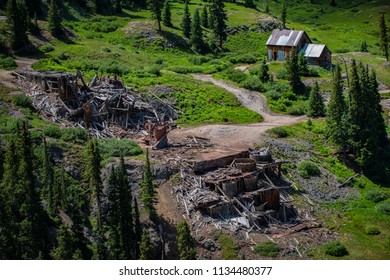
[97,138,143,159]
[377,201,390,216]
[229,54,257,64]
[147,66,161,76]
[276,68,288,79]
[218,234,238,260]
[12,94,33,108]
[224,69,248,84]
[102,47,111,52]
[266,90,282,101]
[365,190,387,203]
[298,160,320,178]
[269,127,289,138]
[43,125,62,139]
[323,241,348,257]
[365,226,380,235]
[188,56,210,65]
[57,52,69,61]
[39,44,55,53]
[253,242,279,258]
[286,102,307,116]
[0,56,17,70]
[60,127,89,144]
[241,76,264,91]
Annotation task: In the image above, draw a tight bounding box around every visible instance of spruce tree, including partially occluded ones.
[190,9,204,52]
[6,0,28,49]
[162,0,172,27]
[133,197,142,259]
[115,0,122,13]
[298,52,309,76]
[95,0,103,14]
[139,230,154,260]
[41,138,55,215]
[330,0,336,6]
[208,5,215,30]
[201,5,208,28]
[286,48,303,94]
[51,224,77,260]
[210,0,227,48]
[281,1,286,29]
[259,58,270,83]
[149,0,162,31]
[326,65,349,152]
[48,0,61,35]
[360,41,368,52]
[379,14,389,61]
[140,149,156,218]
[265,3,269,14]
[181,1,191,38]
[245,0,255,8]
[308,81,325,118]
[177,221,196,260]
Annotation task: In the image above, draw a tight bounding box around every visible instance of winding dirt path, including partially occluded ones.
[169,75,306,149]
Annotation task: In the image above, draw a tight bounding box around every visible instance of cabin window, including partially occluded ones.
[277,50,285,60]
[268,49,273,60]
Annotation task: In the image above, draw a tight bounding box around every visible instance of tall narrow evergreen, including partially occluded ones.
[149,0,162,31]
[245,0,255,8]
[115,0,122,13]
[95,0,103,14]
[181,1,191,38]
[162,0,172,27]
[177,221,196,260]
[329,0,337,6]
[379,14,389,61]
[50,224,77,260]
[48,0,61,35]
[190,9,204,52]
[308,81,325,118]
[41,138,55,215]
[133,197,142,259]
[140,149,156,218]
[139,230,154,260]
[201,5,208,28]
[6,0,28,49]
[286,48,303,94]
[281,1,287,29]
[259,58,271,83]
[265,3,269,14]
[326,65,349,151]
[298,52,309,76]
[210,0,227,48]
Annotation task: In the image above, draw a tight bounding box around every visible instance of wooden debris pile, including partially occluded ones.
[13,70,179,141]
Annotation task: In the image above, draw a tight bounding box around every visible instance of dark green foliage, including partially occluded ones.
[329,0,336,6]
[162,0,172,27]
[41,138,55,215]
[48,0,61,35]
[223,69,248,84]
[140,149,156,218]
[253,241,279,258]
[308,81,325,117]
[245,0,255,8]
[241,76,264,91]
[190,9,204,52]
[218,233,237,260]
[365,226,380,235]
[12,94,33,108]
[6,0,28,49]
[298,53,309,76]
[177,221,196,260]
[181,2,191,38]
[139,230,154,260]
[269,127,289,138]
[281,1,286,29]
[265,3,269,14]
[365,190,387,203]
[379,15,389,61]
[39,43,55,53]
[210,0,227,48]
[114,0,122,13]
[149,0,162,31]
[133,198,142,259]
[97,138,142,160]
[201,5,208,28]
[377,201,390,216]
[360,41,368,52]
[51,224,82,260]
[324,241,348,257]
[0,55,17,70]
[259,58,271,83]
[298,160,320,178]
[326,65,349,152]
[286,48,303,94]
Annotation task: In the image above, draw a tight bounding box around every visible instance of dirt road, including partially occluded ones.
[169,75,306,148]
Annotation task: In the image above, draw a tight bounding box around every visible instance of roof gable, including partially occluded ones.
[266,29,311,47]
[304,44,328,58]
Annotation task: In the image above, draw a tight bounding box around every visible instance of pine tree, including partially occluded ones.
[265,3,269,14]
[281,1,287,29]
[6,0,28,49]
[181,1,191,38]
[139,230,154,260]
[308,81,325,118]
[201,5,208,28]
[149,0,162,31]
[162,0,172,27]
[140,149,156,218]
[330,0,337,7]
[210,0,227,48]
[115,0,122,13]
[190,9,204,52]
[298,52,309,76]
[286,48,303,94]
[326,65,349,152]
[41,138,55,215]
[379,14,389,61]
[95,0,103,14]
[133,197,142,259]
[177,221,196,260]
[245,0,255,8]
[259,58,270,83]
[25,0,40,18]
[360,41,368,52]
[48,0,61,35]
[51,224,77,260]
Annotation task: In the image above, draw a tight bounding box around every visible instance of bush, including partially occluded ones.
[241,76,264,91]
[60,127,89,144]
[286,101,307,116]
[269,127,289,138]
[276,68,288,79]
[0,56,17,70]
[323,241,348,257]
[146,66,161,76]
[298,160,320,178]
[266,90,282,101]
[218,234,238,260]
[365,226,380,235]
[188,56,210,65]
[377,201,390,216]
[365,190,387,203]
[223,69,248,84]
[253,242,279,258]
[97,138,143,159]
[43,125,62,139]
[57,53,69,61]
[229,54,257,64]
[39,44,55,53]
[102,47,111,52]
[12,94,33,108]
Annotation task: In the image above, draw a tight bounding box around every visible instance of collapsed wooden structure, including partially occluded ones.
[175,148,297,232]
[13,70,178,144]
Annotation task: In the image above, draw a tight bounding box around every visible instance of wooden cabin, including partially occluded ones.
[266,29,331,67]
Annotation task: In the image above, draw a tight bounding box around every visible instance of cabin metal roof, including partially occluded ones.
[303,44,326,58]
[266,29,309,47]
